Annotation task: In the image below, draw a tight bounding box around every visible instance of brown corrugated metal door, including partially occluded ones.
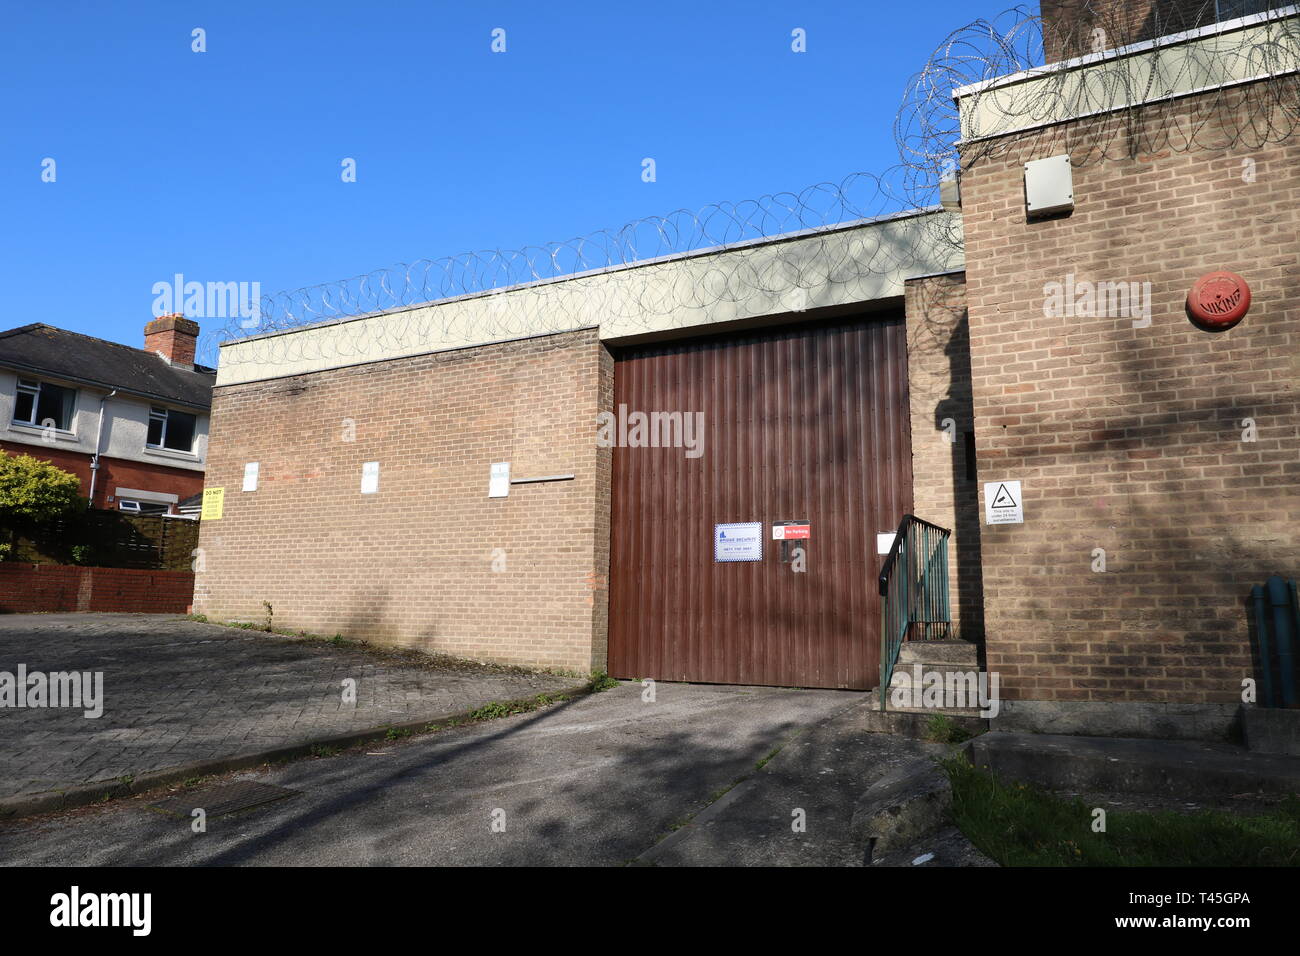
[608,313,913,690]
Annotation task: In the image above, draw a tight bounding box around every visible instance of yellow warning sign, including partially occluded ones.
[201,487,225,521]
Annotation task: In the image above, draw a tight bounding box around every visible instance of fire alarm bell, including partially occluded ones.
[1187,271,1251,329]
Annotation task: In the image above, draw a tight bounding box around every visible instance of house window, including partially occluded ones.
[118,499,169,515]
[147,407,197,453]
[12,378,76,431]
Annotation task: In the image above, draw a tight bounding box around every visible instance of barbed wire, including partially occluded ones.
[896,0,1299,201]
[269,170,922,324]
[205,1,1300,372]
[201,170,956,370]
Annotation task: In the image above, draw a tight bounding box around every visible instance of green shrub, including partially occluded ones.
[0,452,83,522]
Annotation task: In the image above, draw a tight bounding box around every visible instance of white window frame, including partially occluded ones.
[115,487,177,516]
[11,377,76,432]
[117,499,170,516]
[13,379,38,424]
[147,406,197,453]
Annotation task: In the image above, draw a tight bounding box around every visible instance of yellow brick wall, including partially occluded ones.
[960,88,1300,704]
[194,328,610,673]
[905,273,985,644]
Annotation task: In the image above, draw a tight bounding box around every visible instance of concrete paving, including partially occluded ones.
[0,681,856,866]
[638,697,950,866]
[0,614,581,804]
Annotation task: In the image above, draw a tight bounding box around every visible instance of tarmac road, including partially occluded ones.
[0,681,861,866]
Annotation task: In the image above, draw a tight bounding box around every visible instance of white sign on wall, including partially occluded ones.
[714,522,763,563]
[984,480,1023,525]
[489,462,510,498]
[361,461,380,495]
[242,462,259,492]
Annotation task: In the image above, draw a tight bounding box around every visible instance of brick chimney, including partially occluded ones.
[144,314,199,367]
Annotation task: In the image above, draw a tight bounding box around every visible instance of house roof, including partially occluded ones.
[0,323,215,409]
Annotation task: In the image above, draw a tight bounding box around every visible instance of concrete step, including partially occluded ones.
[889,661,982,683]
[884,698,986,714]
[847,750,996,866]
[881,704,985,718]
[1243,705,1300,755]
[863,701,989,737]
[898,640,979,666]
[866,689,987,723]
[967,732,1300,798]
[850,756,951,860]
[885,662,989,717]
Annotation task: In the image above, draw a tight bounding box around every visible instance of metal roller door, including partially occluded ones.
[608,313,913,689]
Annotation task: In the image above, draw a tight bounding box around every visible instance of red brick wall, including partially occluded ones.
[1040,0,1221,62]
[1039,1,1290,63]
[194,328,610,673]
[0,563,195,613]
[959,89,1300,705]
[143,314,200,366]
[0,442,204,511]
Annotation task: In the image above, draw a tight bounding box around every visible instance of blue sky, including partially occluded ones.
[1,0,986,362]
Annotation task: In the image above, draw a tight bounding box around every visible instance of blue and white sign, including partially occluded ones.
[714,522,763,563]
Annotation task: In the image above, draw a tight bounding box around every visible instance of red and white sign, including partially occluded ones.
[772,523,810,540]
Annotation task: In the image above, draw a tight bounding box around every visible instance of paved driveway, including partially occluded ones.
[0,614,581,805]
[0,681,858,865]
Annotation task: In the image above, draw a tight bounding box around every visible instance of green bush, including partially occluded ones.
[0,452,83,522]
[0,452,83,559]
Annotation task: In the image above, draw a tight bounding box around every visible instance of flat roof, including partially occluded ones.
[221,205,949,348]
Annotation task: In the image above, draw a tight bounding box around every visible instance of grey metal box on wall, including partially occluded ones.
[1024,154,1074,217]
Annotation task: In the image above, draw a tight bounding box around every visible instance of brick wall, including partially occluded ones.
[905,273,985,644]
[0,563,194,613]
[960,88,1300,706]
[143,314,200,366]
[193,328,610,673]
[0,441,204,511]
[589,345,615,669]
[1040,0,1220,62]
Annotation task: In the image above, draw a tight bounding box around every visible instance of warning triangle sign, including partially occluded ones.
[991,483,1018,509]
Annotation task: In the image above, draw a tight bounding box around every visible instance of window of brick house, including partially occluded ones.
[118,499,169,515]
[12,378,76,431]
[147,406,197,453]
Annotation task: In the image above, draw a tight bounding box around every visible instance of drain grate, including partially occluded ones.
[149,781,300,820]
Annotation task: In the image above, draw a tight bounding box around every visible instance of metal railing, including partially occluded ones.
[878,515,952,709]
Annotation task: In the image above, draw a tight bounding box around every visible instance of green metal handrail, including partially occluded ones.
[878,515,952,710]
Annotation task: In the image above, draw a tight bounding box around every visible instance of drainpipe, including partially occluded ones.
[87,389,118,509]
